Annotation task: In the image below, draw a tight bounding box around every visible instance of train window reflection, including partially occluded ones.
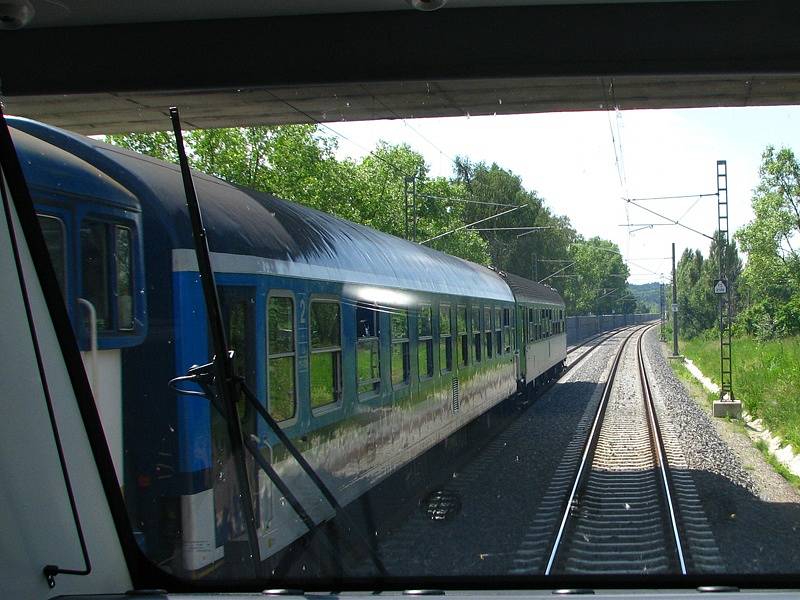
[503,308,512,353]
[357,303,381,396]
[472,305,481,362]
[268,295,296,421]
[484,306,492,359]
[36,214,66,297]
[391,309,410,387]
[310,300,342,408]
[457,304,468,367]
[80,219,110,330]
[495,307,502,355]
[115,226,134,330]
[439,303,452,373]
[418,304,434,379]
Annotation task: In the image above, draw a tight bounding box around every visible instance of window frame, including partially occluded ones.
[356,301,382,399]
[36,212,68,299]
[266,290,299,424]
[308,295,344,415]
[114,224,135,331]
[418,303,434,380]
[471,304,482,363]
[390,307,411,388]
[78,216,138,335]
[457,304,469,368]
[483,305,492,359]
[438,302,453,374]
[495,306,502,356]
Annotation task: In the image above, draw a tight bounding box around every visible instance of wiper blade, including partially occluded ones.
[169,107,262,575]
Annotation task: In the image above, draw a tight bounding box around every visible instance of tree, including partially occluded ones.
[564,238,630,316]
[675,232,743,338]
[736,146,800,337]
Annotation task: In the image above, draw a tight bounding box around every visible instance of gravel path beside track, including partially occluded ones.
[642,327,800,573]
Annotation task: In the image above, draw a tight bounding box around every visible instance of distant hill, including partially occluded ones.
[628,282,662,313]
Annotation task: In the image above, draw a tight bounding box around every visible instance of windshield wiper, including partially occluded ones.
[167,107,386,579]
[168,107,263,576]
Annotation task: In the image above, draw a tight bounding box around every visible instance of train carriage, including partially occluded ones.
[10,116,566,576]
[502,272,567,394]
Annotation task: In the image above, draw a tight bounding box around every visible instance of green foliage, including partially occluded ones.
[452,158,576,276]
[627,282,661,313]
[563,237,629,315]
[675,231,742,338]
[107,126,638,305]
[735,145,800,337]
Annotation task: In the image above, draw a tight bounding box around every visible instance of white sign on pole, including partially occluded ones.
[714,279,728,295]
[672,303,678,313]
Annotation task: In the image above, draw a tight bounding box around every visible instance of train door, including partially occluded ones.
[215,286,261,555]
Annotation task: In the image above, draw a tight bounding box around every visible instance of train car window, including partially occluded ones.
[391,309,410,387]
[484,306,492,359]
[80,220,111,330]
[309,300,342,408]
[502,308,511,354]
[357,303,381,396]
[418,304,434,380]
[471,305,482,363]
[439,304,453,373]
[267,295,296,421]
[220,288,257,388]
[217,286,259,541]
[510,308,516,350]
[36,214,66,297]
[115,226,134,330]
[495,307,502,355]
[528,307,535,342]
[457,304,468,367]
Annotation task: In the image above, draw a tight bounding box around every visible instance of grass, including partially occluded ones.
[679,334,800,451]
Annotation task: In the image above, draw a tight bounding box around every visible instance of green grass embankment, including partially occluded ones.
[679,335,800,450]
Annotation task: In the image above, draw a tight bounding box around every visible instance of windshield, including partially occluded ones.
[12,97,800,587]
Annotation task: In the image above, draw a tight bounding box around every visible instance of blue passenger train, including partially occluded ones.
[10,117,567,575]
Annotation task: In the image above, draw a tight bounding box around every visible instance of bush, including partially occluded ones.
[736,295,800,339]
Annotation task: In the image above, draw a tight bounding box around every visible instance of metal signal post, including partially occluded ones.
[714,160,741,417]
[671,242,679,356]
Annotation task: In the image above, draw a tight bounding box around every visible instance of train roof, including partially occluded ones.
[11,127,139,211]
[10,117,514,303]
[501,271,565,306]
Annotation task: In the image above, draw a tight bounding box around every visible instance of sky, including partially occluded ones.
[329,105,800,286]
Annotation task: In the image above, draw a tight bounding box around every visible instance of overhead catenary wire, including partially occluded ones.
[264,89,416,179]
[626,197,715,241]
[420,205,523,244]
[419,194,519,208]
[467,226,554,232]
[267,89,538,244]
[626,192,718,202]
[360,84,458,166]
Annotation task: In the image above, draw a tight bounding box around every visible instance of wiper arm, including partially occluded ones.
[169,107,262,576]
[237,375,388,576]
[172,360,388,576]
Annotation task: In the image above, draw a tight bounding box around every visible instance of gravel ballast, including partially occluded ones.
[642,326,800,574]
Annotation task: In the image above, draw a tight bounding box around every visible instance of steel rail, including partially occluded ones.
[544,323,648,575]
[637,324,687,575]
[564,325,633,367]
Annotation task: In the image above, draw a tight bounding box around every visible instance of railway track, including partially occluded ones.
[544,324,686,575]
